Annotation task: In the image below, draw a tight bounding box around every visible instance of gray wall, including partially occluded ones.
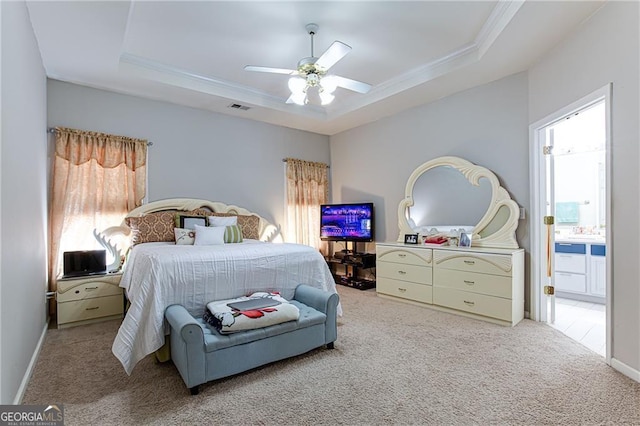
[330,0,639,377]
[0,1,49,404]
[47,81,331,232]
[330,72,529,254]
[529,1,639,375]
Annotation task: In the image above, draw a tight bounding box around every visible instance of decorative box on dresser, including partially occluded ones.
[56,272,124,328]
[376,243,524,326]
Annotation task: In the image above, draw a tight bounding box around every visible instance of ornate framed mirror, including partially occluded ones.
[397,156,520,248]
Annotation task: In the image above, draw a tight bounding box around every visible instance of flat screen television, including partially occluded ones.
[62,249,107,278]
[320,202,374,242]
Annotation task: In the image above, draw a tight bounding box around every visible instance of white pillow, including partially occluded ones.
[208,215,237,227]
[174,228,196,245]
[194,224,225,246]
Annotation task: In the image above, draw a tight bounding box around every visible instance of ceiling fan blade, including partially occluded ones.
[315,41,351,70]
[333,75,371,94]
[244,65,297,75]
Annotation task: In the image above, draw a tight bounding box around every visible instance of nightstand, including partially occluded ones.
[56,272,124,328]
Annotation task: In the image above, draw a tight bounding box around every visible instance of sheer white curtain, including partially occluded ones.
[49,127,147,292]
[284,158,329,252]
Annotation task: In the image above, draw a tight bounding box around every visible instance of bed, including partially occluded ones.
[102,198,338,375]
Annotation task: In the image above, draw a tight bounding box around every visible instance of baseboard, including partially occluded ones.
[12,319,49,404]
[611,357,640,383]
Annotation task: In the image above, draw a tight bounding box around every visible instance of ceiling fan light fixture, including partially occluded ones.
[290,91,307,106]
[320,75,338,94]
[288,76,306,94]
[246,23,370,106]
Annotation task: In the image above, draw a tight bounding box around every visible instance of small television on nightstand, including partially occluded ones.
[62,250,107,278]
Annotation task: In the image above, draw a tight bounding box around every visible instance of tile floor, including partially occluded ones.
[549,297,606,356]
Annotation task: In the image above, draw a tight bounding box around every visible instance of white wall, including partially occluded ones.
[529,1,639,374]
[47,81,330,232]
[0,1,49,404]
[330,72,529,256]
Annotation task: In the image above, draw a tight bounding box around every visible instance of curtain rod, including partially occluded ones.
[47,128,153,146]
[282,158,330,168]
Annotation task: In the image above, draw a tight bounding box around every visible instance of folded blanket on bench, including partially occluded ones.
[203,292,300,334]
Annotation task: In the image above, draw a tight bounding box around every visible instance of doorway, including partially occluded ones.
[529,85,611,362]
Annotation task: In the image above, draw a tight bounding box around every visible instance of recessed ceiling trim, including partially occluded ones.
[117,1,522,124]
[475,0,526,57]
[119,52,328,120]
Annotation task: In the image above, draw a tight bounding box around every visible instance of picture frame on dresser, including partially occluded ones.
[459,232,472,247]
[404,234,419,244]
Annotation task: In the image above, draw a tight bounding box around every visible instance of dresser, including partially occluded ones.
[376,243,524,326]
[56,273,124,328]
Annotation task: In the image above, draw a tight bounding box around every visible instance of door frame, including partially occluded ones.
[529,84,612,363]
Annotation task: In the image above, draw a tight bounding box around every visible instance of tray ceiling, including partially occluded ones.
[27,1,604,135]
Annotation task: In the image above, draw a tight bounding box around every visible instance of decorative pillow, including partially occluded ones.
[174,228,196,245]
[208,215,238,227]
[126,211,177,245]
[209,213,261,240]
[224,225,243,243]
[194,224,225,246]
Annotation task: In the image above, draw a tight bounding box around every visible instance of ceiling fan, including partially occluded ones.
[244,23,371,106]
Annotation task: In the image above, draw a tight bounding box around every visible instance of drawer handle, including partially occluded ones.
[558,243,572,246]
[463,280,475,285]
[85,306,99,311]
[84,286,99,291]
[463,260,475,265]
[397,270,407,275]
[463,300,475,306]
[398,254,407,258]
[398,288,407,292]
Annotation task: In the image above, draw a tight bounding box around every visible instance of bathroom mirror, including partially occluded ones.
[397,156,520,248]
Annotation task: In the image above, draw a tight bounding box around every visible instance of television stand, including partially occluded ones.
[326,242,376,290]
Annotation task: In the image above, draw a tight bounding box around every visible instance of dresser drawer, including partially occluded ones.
[57,276,122,303]
[377,245,432,267]
[433,250,512,277]
[433,268,512,299]
[433,287,512,321]
[555,272,586,293]
[57,294,123,325]
[554,253,586,274]
[377,278,432,304]
[378,262,432,285]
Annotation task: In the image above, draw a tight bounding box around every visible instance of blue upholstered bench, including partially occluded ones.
[164,284,339,395]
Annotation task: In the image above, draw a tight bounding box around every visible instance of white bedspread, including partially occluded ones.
[112,241,338,374]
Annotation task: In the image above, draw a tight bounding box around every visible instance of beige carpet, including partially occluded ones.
[23,286,639,425]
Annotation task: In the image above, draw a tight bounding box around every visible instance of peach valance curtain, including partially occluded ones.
[284,158,329,252]
[48,127,147,291]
